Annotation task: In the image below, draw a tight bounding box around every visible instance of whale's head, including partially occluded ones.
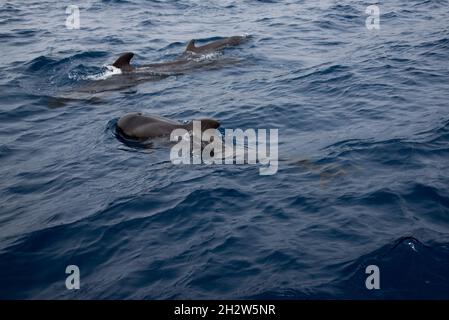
[198,118,220,130]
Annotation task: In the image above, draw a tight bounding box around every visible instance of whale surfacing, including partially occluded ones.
[117,112,220,140]
[111,36,249,73]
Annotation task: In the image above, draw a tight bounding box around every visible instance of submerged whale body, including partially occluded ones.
[117,112,220,140]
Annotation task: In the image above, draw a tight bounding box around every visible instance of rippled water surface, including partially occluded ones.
[1,0,449,299]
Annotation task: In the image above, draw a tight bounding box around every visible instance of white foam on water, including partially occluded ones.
[192,51,222,62]
[85,65,122,80]
[68,65,122,81]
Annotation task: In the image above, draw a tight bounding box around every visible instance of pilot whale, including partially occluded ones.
[117,112,220,140]
[112,35,249,73]
[185,36,249,55]
[53,36,249,105]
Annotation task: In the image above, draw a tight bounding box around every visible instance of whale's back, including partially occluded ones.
[117,113,184,140]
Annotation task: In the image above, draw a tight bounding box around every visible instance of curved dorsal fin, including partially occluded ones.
[185,39,196,52]
[112,52,134,70]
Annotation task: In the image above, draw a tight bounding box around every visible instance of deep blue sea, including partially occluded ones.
[1,0,449,299]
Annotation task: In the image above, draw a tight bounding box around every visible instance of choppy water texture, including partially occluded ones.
[1,0,449,299]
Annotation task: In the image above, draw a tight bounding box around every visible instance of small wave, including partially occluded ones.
[328,236,449,299]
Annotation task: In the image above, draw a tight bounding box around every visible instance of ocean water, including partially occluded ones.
[1,0,449,299]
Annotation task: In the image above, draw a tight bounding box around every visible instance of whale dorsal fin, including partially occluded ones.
[185,39,196,52]
[113,52,134,70]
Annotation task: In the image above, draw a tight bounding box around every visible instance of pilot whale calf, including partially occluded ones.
[117,112,220,140]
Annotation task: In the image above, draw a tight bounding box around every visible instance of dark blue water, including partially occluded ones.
[1,0,449,299]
